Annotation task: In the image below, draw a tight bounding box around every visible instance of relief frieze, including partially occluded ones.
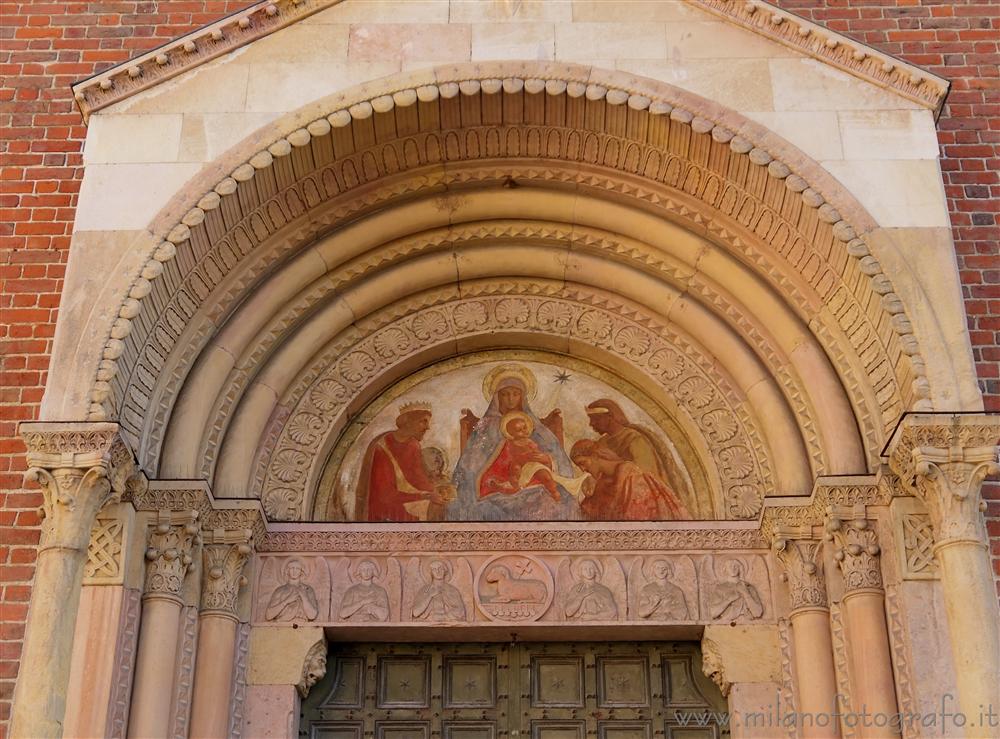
[253,551,773,627]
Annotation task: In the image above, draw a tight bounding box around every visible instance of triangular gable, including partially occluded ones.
[70,0,948,121]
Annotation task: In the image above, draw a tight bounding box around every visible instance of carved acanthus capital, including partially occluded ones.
[888,415,1000,550]
[772,526,827,611]
[298,639,328,698]
[144,510,201,601]
[825,506,883,593]
[201,528,253,617]
[19,422,137,552]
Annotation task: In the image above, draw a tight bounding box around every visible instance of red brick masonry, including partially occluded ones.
[0,0,997,730]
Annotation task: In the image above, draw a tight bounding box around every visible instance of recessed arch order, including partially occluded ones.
[90,62,932,521]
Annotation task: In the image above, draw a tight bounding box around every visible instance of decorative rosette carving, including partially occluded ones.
[825,509,883,593]
[201,529,253,616]
[143,511,201,600]
[772,531,827,611]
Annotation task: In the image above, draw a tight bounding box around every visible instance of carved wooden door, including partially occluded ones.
[301,642,726,739]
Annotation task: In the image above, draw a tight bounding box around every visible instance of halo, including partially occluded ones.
[642,557,675,582]
[499,411,534,439]
[571,557,604,581]
[350,558,382,581]
[420,557,454,583]
[482,364,537,402]
[282,557,310,579]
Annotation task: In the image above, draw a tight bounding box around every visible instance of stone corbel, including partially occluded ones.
[771,524,827,612]
[887,414,1000,550]
[824,504,883,593]
[201,527,254,617]
[297,639,328,699]
[700,638,730,698]
[143,510,201,601]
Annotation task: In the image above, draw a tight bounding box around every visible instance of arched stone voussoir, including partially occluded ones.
[88,63,930,491]
[236,278,819,522]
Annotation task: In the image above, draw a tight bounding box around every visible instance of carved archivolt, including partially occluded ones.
[87,67,929,507]
[259,283,772,521]
[194,222,827,490]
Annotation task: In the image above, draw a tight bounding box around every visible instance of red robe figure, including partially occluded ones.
[354,404,447,522]
[479,411,561,501]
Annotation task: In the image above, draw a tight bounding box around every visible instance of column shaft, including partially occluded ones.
[10,546,89,737]
[189,614,238,738]
[791,607,840,738]
[842,590,898,736]
[936,541,1000,727]
[128,597,183,738]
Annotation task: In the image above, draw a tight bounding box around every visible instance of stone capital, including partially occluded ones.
[824,505,883,593]
[888,414,1000,549]
[143,509,201,601]
[20,422,139,552]
[201,528,253,617]
[771,526,828,612]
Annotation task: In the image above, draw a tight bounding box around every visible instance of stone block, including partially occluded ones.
[348,23,472,63]
[838,109,939,160]
[556,23,667,62]
[620,59,774,112]
[821,159,949,228]
[770,58,922,112]
[84,114,183,164]
[471,22,555,61]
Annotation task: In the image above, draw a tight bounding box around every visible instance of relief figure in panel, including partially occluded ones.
[339,559,390,622]
[265,558,319,622]
[564,558,618,621]
[706,558,764,621]
[636,558,690,621]
[412,558,467,622]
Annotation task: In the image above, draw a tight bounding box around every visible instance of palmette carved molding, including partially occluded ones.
[259,526,767,552]
[94,67,927,491]
[71,0,947,118]
[253,551,774,626]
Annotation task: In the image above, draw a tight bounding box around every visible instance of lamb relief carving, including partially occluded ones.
[475,554,553,623]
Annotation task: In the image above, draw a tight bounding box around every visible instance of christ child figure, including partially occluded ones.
[481,411,561,501]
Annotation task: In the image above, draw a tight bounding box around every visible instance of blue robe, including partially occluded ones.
[446,396,582,521]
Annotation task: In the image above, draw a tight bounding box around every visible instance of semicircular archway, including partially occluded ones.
[88,62,932,520]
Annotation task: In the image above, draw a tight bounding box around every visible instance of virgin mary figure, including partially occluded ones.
[447,364,584,521]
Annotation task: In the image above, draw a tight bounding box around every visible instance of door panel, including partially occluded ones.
[302,642,727,738]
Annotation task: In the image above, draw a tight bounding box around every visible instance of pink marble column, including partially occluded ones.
[826,509,899,738]
[128,511,200,739]
[773,531,840,739]
[889,415,1000,737]
[189,529,253,739]
[10,423,129,739]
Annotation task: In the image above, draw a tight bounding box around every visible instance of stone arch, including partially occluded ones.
[83,62,934,519]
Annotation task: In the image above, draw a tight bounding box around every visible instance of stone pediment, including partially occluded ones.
[71,0,948,121]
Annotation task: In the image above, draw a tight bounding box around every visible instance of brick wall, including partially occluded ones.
[0,0,997,730]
